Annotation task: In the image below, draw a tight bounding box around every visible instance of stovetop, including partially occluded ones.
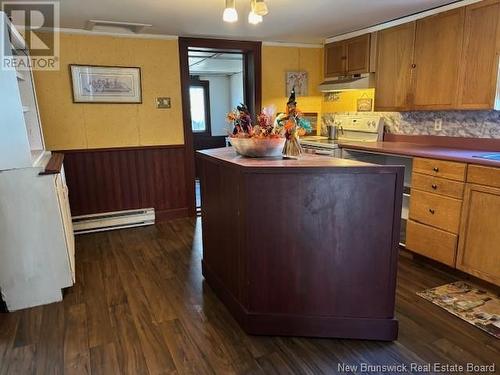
[301,136,339,149]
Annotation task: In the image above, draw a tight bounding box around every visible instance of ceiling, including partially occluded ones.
[189,52,243,74]
[58,0,461,43]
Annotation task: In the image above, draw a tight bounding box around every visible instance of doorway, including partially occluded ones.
[179,38,262,215]
[188,51,245,163]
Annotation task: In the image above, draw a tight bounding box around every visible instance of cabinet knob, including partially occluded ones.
[429,208,435,215]
[411,63,417,69]
[433,167,439,172]
[431,184,438,190]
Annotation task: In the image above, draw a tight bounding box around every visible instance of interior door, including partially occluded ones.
[190,79,226,177]
[375,22,416,111]
[412,8,465,109]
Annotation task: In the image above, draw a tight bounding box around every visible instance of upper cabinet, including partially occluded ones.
[0,13,46,170]
[324,34,370,78]
[375,23,416,111]
[374,0,500,111]
[324,41,345,78]
[457,0,500,109]
[412,8,465,110]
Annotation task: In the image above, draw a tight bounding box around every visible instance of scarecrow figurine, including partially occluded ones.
[280,88,303,159]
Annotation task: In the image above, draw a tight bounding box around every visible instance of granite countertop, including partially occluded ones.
[339,141,500,167]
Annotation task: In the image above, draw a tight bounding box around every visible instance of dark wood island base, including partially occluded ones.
[198,148,404,341]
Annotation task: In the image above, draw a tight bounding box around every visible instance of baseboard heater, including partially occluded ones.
[72,208,155,235]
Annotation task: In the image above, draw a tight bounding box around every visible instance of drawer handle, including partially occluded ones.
[431,184,438,190]
[429,208,435,215]
[433,167,439,172]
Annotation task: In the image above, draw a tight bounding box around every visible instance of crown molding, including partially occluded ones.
[262,41,323,48]
[325,0,482,43]
[45,28,323,46]
[48,27,178,40]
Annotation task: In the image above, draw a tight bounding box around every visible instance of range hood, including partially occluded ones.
[319,73,375,92]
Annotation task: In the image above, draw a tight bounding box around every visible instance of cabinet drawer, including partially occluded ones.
[467,164,500,188]
[409,189,462,233]
[413,158,466,181]
[406,220,458,266]
[411,172,465,199]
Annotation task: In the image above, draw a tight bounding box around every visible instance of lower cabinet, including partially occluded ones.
[407,160,500,287]
[407,158,465,266]
[406,220,458,267]
[457,183,500,285]
[0,159,75,311]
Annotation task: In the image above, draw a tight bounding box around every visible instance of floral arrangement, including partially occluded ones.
[226,88,311,158]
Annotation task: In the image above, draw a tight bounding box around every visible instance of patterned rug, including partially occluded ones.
[417,281,500,339]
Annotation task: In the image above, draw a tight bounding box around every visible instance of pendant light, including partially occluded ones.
[223,0,238,23]
[248,0,263,24]
[253,0,268,16]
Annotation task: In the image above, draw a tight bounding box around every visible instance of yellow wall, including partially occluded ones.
[262,46,323,127]
[322,88,375,113]
[35,35,370,150]
[262,46,375,133]
[33,33,184,150]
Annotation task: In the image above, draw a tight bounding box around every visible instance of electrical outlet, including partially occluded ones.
[434,118,442,132]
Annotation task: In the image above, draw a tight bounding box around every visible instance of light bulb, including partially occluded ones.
[223,0,238,23]
[248,11,263,25]
[254,0,268,16]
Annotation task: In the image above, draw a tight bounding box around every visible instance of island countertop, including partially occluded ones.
[198,147,404,341]
[197,147,391,169]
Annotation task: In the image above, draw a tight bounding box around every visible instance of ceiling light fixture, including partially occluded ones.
[223,0,238,23]
[253,0,269,16]
[223,0,268,24]
[248,0,263,25]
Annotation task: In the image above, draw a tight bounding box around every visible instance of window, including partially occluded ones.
[189,81,210,134]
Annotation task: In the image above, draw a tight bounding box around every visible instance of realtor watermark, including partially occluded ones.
[1,1,60,70]
[337,362,497,373]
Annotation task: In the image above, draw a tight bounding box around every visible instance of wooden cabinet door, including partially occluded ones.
[55,173,75,282]
[412,8,465,110]
[345,34,370,74]
[457,0,500,109]
[457,184,500,286]
[324,41,346,78]
[374,23,416,111]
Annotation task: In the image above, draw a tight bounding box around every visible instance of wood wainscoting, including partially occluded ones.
[60,145,189,222]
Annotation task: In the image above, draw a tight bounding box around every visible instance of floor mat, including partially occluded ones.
[417,281,499,339]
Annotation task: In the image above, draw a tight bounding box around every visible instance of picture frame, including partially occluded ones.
[302,112,318,135]
[286,71,308,96]
[356,97,373,112]
[70,65,142,103]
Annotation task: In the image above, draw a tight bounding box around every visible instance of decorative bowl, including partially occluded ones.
[228,137,286,158]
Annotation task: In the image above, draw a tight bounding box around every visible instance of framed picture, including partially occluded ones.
[357,97,373,112]
[286,71,308,96]
[70,65,142,103]
[302,112,318,135]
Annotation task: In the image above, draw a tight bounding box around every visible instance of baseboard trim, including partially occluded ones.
[156,207,190,222]
[202,261,399,341]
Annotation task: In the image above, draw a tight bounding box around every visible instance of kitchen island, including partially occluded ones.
[197,147,404,340]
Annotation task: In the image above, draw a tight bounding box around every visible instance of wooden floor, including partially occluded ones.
[0,218,499,374]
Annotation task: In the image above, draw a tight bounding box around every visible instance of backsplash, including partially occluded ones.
[322,111,500,139]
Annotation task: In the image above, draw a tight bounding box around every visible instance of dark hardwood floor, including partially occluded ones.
[0,218,498,374]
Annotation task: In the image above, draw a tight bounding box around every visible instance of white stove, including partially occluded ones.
[301,114,384,157]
